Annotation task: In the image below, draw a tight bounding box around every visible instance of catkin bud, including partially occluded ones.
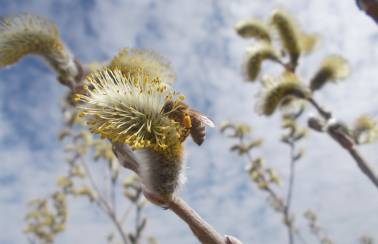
[0,14,80,82]
[235,19,271,42]
[270,9,301,68]
[310,55,350,91]
[352,115,378,144]
[257,73,311,116]
[243,41,279,81]
[299,32,318,54]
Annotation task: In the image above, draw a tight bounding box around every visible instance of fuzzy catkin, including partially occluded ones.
[235,19,272,42]
[0,14,79,83]
[310,55,349,91]
[109,48,176,85]
[271,10,301,68]
[137,145,185,199]
[258,74,310,116]
[243,42,279,81]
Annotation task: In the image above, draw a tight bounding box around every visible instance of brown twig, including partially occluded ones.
[306,97,378,190]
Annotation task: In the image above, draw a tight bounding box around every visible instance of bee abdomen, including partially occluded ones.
[190,118,206,146]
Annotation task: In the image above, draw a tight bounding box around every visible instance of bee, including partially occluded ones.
[162,100,215,145]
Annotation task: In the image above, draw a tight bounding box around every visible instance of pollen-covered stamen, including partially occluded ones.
[76,69,187,151]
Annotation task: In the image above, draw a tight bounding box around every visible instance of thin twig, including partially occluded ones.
[349,148,378,189]
[307,97,378,190]
[239,136,305,244]
[132,205,143,244]
[284,142,296,244]
[78,156,130,244]
[120,204,134,224]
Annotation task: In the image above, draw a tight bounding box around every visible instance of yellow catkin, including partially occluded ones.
[310,55,350,91]
[353,115,378,144]
[235,19,272,42]
[243,42,279,81]
[271,9,301,68]
[0,14,64,67]
[258,73,310,116]
[109,48,176,85]
[299,32,319,54]
[76,69,189,152]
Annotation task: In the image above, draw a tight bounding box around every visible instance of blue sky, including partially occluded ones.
[1,0,378,243]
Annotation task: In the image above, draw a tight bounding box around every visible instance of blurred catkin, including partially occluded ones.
[243,41,279,81]
[0,14,79,81]
[310,55,350,91]
[270,9,301,68]
[235,19,272,42]
[352,115,378,144]
[257,73,310,116]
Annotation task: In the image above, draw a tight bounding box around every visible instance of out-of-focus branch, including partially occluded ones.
[237,135,304,244]
[284,142,296,244]
[72,141,130,244]
[356,0,378,24]
[303,210,334,244]
[306,98,378,190]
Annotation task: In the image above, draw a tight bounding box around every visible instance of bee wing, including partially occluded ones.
[188,110,215,127]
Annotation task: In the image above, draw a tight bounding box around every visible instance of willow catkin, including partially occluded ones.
[243,41,279,81]
[0,14,79,81]
[257,73,310,116]
[270,9,301,68]
[75,69,188,151]
[109,48,176,85]
[352,115,378,144]
[136,144,185,200]
[235,19,272,42]
[75,68,191,201]
[310,55,350,91]
[299,32,319,54]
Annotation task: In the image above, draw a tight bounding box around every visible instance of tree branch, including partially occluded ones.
[306,97,378,190]
[284,142,296,244]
